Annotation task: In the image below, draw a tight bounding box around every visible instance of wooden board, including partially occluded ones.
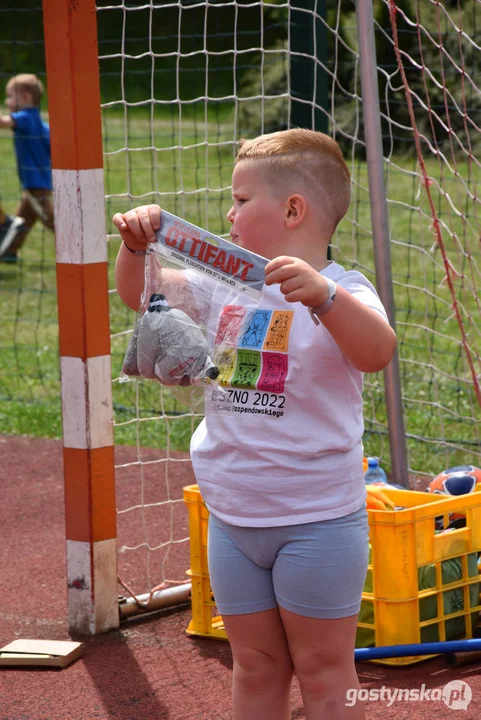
[0,639,83,668]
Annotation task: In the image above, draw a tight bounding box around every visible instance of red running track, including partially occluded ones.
[1,434,480,719]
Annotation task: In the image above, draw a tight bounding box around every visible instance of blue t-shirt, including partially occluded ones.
[11,107,52,190]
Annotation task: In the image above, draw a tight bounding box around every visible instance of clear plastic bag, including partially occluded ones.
[121,211,268,412]
[121,290,220,386]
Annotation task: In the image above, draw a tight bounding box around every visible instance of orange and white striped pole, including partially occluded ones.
[43,0,118,633]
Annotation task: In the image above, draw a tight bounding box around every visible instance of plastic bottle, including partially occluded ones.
[364,457,388,485]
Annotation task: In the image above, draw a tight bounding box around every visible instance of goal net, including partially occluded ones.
[96,0,481,604]
[1,0,480,611]
[0,3,59,438]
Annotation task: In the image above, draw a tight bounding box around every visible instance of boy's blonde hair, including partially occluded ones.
[236,129,351,235]
[7,74,44,107]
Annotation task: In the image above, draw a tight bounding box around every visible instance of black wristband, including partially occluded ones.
[123,240,146,256]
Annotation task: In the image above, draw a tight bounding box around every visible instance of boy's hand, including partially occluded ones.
[264,256,329,307]
[0,114,14,129]
[113,204,161,252]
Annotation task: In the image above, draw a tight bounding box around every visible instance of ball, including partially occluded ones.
[427,465,481,496]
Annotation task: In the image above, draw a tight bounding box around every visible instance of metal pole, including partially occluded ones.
[119,583,191,620]
[355,638,481,661]
[355,0,409,488]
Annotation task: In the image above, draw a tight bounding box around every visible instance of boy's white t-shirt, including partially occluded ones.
[189,261,389,527]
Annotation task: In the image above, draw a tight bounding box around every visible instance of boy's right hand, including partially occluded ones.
[113,204,161,252]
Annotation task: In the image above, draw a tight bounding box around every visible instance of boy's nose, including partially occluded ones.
[226,206,234,223]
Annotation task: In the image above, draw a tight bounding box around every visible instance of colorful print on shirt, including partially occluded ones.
[214,305,293,394]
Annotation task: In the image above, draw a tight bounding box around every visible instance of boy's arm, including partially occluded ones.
[316,285,397,373]
[265,256,397,373]
[0,115,14,129]
[115,242,150,311]
[114,204,194,314]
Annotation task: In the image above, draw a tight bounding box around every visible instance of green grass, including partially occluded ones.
[1,108,480,474]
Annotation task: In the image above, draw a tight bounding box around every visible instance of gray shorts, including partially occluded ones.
[207,506,369,619]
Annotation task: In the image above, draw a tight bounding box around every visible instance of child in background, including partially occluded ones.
[0,73,54,262]
[114,129,397,719]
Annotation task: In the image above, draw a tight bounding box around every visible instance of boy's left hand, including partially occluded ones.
[265,256,329,308]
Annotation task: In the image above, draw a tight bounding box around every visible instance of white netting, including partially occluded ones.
[97,0,481,602]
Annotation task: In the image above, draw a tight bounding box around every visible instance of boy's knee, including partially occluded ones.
[233,646,293,687]
[294,654,356,698]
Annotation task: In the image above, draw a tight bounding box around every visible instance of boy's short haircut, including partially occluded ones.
[7,74,44,107]
[236,129,351,235]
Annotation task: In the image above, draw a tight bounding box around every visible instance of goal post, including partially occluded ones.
[35,0,481,634]
[356,0,408,486]
[42,0,118,634]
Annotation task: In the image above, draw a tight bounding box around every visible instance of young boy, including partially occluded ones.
[0,74,54,262]
[114,129,397,719]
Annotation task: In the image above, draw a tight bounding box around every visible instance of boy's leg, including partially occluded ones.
[7,188,54,256]
[280,610,365,720]
[5,193,37,257]
[27,189,55,233]
[272,509,369,719]
[0,202,27,259]
[222,609,294,720]
[207,514,294,720]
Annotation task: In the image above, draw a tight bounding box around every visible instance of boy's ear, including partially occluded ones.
[285,194,307,228]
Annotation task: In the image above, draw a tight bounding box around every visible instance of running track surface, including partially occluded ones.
[1,434,480,719]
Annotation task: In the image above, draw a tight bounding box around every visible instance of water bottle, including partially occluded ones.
[364,457,388,485]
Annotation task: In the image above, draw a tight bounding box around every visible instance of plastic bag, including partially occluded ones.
[121,211,268,410]
[121,291,220,386]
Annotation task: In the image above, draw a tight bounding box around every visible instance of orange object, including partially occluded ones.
[366,485,395,511]
[366,495,388,511]
[362,457,368,473]
[428,465,481,496]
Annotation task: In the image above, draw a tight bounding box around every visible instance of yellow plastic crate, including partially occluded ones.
[183,484,227,640]
[183,483,481,664]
